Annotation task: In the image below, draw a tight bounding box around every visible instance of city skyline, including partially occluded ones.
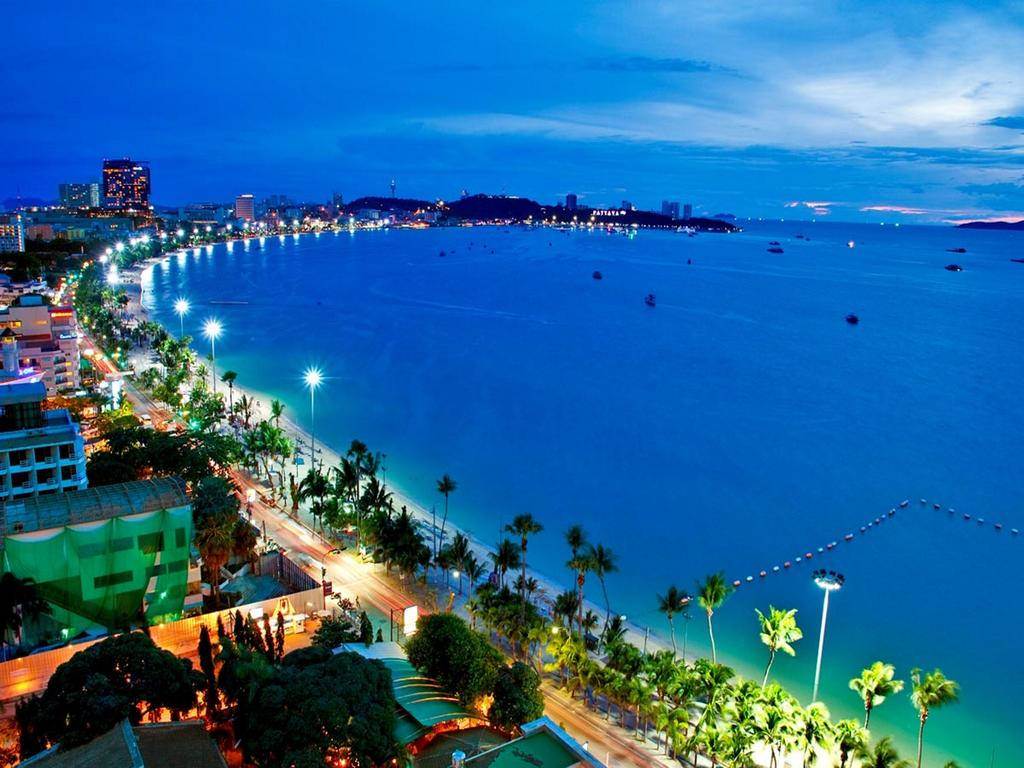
[2,1,1023,223]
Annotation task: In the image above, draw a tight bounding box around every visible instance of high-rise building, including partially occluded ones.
[102,158,151,210]
[234,194,255,221]
[0,213,24,253]
[58,182,100,208]
[0,380,87,500]
[661,200,680,219]
[621,200,634,211]
[0,294,82,395]
[683,203,692,220]
[565,193,578,210]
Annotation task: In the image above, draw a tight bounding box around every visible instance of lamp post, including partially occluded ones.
[203,318,223,393]
[811,569,845,702]
[174,297,190,338]
[304,367,323,469]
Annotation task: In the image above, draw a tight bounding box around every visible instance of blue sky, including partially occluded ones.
[3,0,1023,222]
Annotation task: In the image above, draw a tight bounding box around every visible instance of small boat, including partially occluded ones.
[767,246,784,254]
[592,270,603,280]
[795,234,806,239]
[439,250,446,257]
[759,570,767,578]
[769,241,781,246]
[900,499,910,508]
[844,533,854,541]
[1011,258,1024,264]
[946,247,967,253]
[847,240,856,248]
[995,523,1003,530]
[846,313,859,325]
[644,293,656,307]
[733,579,742,587]
[944,263,963,272]
[934,503,941,510]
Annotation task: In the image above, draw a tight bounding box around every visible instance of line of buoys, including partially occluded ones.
[731,495,1020,589]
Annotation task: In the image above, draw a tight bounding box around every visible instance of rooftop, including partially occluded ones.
[465,718,602,768]
[0,477,188,539]
[0,380,46,407]
[17,719,227,768]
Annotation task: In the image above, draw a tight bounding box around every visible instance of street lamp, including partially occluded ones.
[304,367,323,468]
[203,318,223,393]
[115,241,124,253]
[173,297,190,338]
[811,569,845,702]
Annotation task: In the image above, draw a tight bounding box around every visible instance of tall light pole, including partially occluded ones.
[811,569,845,702]
[304,367,323,469]
[203,318,223,394]
[174,297,190,339]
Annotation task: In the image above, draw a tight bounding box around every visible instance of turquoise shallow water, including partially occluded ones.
[144,223,1024,767]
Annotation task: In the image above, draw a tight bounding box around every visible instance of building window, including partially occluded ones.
[94,571,134,588]
[137,531,165,553]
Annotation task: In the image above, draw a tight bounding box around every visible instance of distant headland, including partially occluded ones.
[954,219,1024,230]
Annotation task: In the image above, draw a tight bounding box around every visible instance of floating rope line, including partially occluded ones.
[731,497,1019,588]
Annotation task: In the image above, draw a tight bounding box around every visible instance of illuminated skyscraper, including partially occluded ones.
[0,214,24,253]
[565,193,577,210]
[661,200,680,219]
[234,194,255,221]
[102,158,151,210]
[58,182,100,208]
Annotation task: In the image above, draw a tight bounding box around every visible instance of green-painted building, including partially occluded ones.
[1,477,193,642]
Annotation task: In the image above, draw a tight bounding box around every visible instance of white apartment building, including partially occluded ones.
[0,380,87,500]
[0,294,81,395]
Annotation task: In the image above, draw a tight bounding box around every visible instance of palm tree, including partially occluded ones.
[835,719,869,768]
[910,668,959,768]
[463,555,484,593]
[489,538,520,588]
[506,513,543,624]
[0,573,51,652]
[799,701,834,768]
[221,370,237,416]
[196,512,236,607]
[588,543,617,634]
[270,398,284,429]
[850,661,904,728]
[565,524,588,633]
[435,473,457,559]
[657,584,692,656]
[234,394,255,430]
[859,736,912,768]
[696,572,733,664]
[756,605,803,687]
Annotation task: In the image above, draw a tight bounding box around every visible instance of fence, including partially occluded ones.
[0,583,325,705]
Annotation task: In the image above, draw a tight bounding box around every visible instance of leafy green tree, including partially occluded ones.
[756,605,803,687]
[195,510,236,607]
[489,661,545,732]
[0,573,51,651]
[197,624,218,714]
[910,668,959,768]
[798,701,833,768]
[406,613,502,707]
[241,646,399,767]
[359,611,374,646]
[20,633,202,748]
[696,572,733,663]
[850,661,904,728]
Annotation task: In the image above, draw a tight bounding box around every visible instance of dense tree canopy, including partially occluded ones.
[406,613,503,707]
[489,661,544,732]
[241,646,399,767]
[86,424,241,486]
[17,633,202,752]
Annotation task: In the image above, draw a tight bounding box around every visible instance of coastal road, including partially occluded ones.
[80,329,670,768]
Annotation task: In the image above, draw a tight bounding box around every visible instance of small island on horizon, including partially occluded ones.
[955,219,1024,230]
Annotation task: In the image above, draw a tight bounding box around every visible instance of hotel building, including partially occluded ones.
[0,213,25,253]
[0,380,87,501]
[102,158,151,210]
[0,295,81,395]
[234,194,255,221]
[58,182,101,209]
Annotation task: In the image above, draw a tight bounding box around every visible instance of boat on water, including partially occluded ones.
[769,241,781,246]
[592,270,603,280]
[644,293,656,307]
[846,313,859,325]
[1011,258,1024,264]
[945,263,964,272]
[767,246,784,254]
[946,247,967,253]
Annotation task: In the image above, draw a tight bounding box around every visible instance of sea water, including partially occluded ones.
[144,222,1024,767]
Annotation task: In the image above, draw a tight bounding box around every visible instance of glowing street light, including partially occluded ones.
[811,569,845,702]
[303,367,323,468]
[115,241,125,253]
[176,228,185,238]
[173,297,190,338]
[203,318,223,393]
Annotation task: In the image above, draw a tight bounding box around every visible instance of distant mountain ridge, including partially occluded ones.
[955,219,1024,230]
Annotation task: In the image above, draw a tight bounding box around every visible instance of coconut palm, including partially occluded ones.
[0,573,51,652]
[850,661,904,728]
[859,736,912,768]
[270,398,284,428]
[657,584,692,655]
[565,524,589,633]
[756,605,803,687]
[798,701,834,768]
[696,572,733,664]
[463,554,484,592]
[588,542,617,634]
[195,511,235,607]
[910,668,959,768]
[234,393,255,430]
[506,514,543,624]
[221,370,237,416]
[490,538,521,588]
[835,719,869,768]
[435,473,457,558]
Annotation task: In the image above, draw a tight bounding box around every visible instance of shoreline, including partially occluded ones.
[132,247,678,660]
